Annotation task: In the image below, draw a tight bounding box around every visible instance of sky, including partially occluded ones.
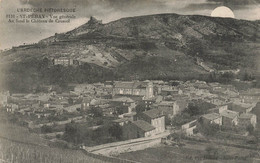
[0,0,259,50]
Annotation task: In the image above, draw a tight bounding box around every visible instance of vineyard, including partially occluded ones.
[0,113,138,163]
[0,138,107,163]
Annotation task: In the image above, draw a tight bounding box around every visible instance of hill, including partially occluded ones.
[0,13,259,92]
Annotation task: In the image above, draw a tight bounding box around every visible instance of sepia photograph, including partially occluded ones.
[0,0,259,162]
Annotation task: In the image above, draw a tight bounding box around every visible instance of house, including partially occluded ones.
[34,110,54,119]
[185,126,197,136]
[6,104,19,113]
[113,81,153,99]
[143,98,156,110]
[220,110,239,126]
[89,98,108,107]
[53,57,74,66]
[0,91,10,106]
[210,104,228,114]
[201,113,222,125]
[81,97,91,110]
[240,88,260,103]
[110,97,135,106]
[113,118,131,126]
[182,120,197,130]
[158,101,179,118]
[229,102,255,114]
[140,109,165,134]
[122,120,156,139]
[121,112,137,120]
[181,120,197,136]
[110,97,137,115]
[210,96,228,106]
[160,88,182,96]
[218,104,228,113]
[63,104,81,112]
[238,113,257,128]
[18,108,32,116]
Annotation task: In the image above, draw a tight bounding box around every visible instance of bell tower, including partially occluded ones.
[145,82,154,99]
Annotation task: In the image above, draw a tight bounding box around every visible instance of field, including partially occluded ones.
[118,139,260,163]
[0,112,108,163]
[0,138,109,163]
[0,111,141,163]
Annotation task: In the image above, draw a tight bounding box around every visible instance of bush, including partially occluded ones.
[40,125,53,133]
[204,146,225,160]
[89,107,103,117]
[198,123,220,136]
[108,124,123,140]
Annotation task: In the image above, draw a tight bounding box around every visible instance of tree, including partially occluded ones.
[205,146,218,159]
[63,122,83,144]
[186,103,200,116]
[108,124,123,140]
[246,124,254,135]
[199,123,220,136]
[171,112,191,126]
[135,102,149,114]
[41,125,53,133]
[90,107,103,117]
[68,98,74,105]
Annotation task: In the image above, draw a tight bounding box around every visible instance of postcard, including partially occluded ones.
[0,0,259,162]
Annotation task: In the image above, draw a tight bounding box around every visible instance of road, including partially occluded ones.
[84,131,170,156]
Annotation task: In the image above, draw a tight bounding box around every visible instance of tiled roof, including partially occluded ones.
[159,101,175,106]
[229,102,252,113]
[114,81,135,88]
[143,109,164,119]
[132,120,155,132]
[202,113,221,120]
[82,97,92,103]
[113,118,130,123]
[232,102,253,108]
[111,97,134,103]
[220,110,239,119]
[64,104,81,110]
[239,113,255,119]
[114,81,147,89]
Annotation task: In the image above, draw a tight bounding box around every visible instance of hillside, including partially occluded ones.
[0,13,259,92]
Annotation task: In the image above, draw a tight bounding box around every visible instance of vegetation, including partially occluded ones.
[135,102,150,114]
[204,146,226,160]
[0,139,106,163]
[118,142,257,163]
[62,121,123,146]
[171,100,215,126]
[197,122,220,136]
[0,13,259,93]
[40,125,53,133]
[89,107,103,117]
[1,59,115,93]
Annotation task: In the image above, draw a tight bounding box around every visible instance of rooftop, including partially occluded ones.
[111,97,135,103]
[229,102,254,113]
[232,102,254,108]
[202,113,221,120]
[220,110,239,119]
[114,81,149,89]
[159,101,175,106]
[113,118,130,123]
[143,109,164,119]
[239,113,255,119]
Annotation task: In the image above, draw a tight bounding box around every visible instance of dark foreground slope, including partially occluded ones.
[0,14,259,92]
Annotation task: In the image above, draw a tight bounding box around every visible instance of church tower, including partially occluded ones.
[145,82,154,99]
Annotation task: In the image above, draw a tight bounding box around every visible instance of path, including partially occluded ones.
[84,131,170,156]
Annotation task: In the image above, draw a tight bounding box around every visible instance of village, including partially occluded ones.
[0,78,259,158]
